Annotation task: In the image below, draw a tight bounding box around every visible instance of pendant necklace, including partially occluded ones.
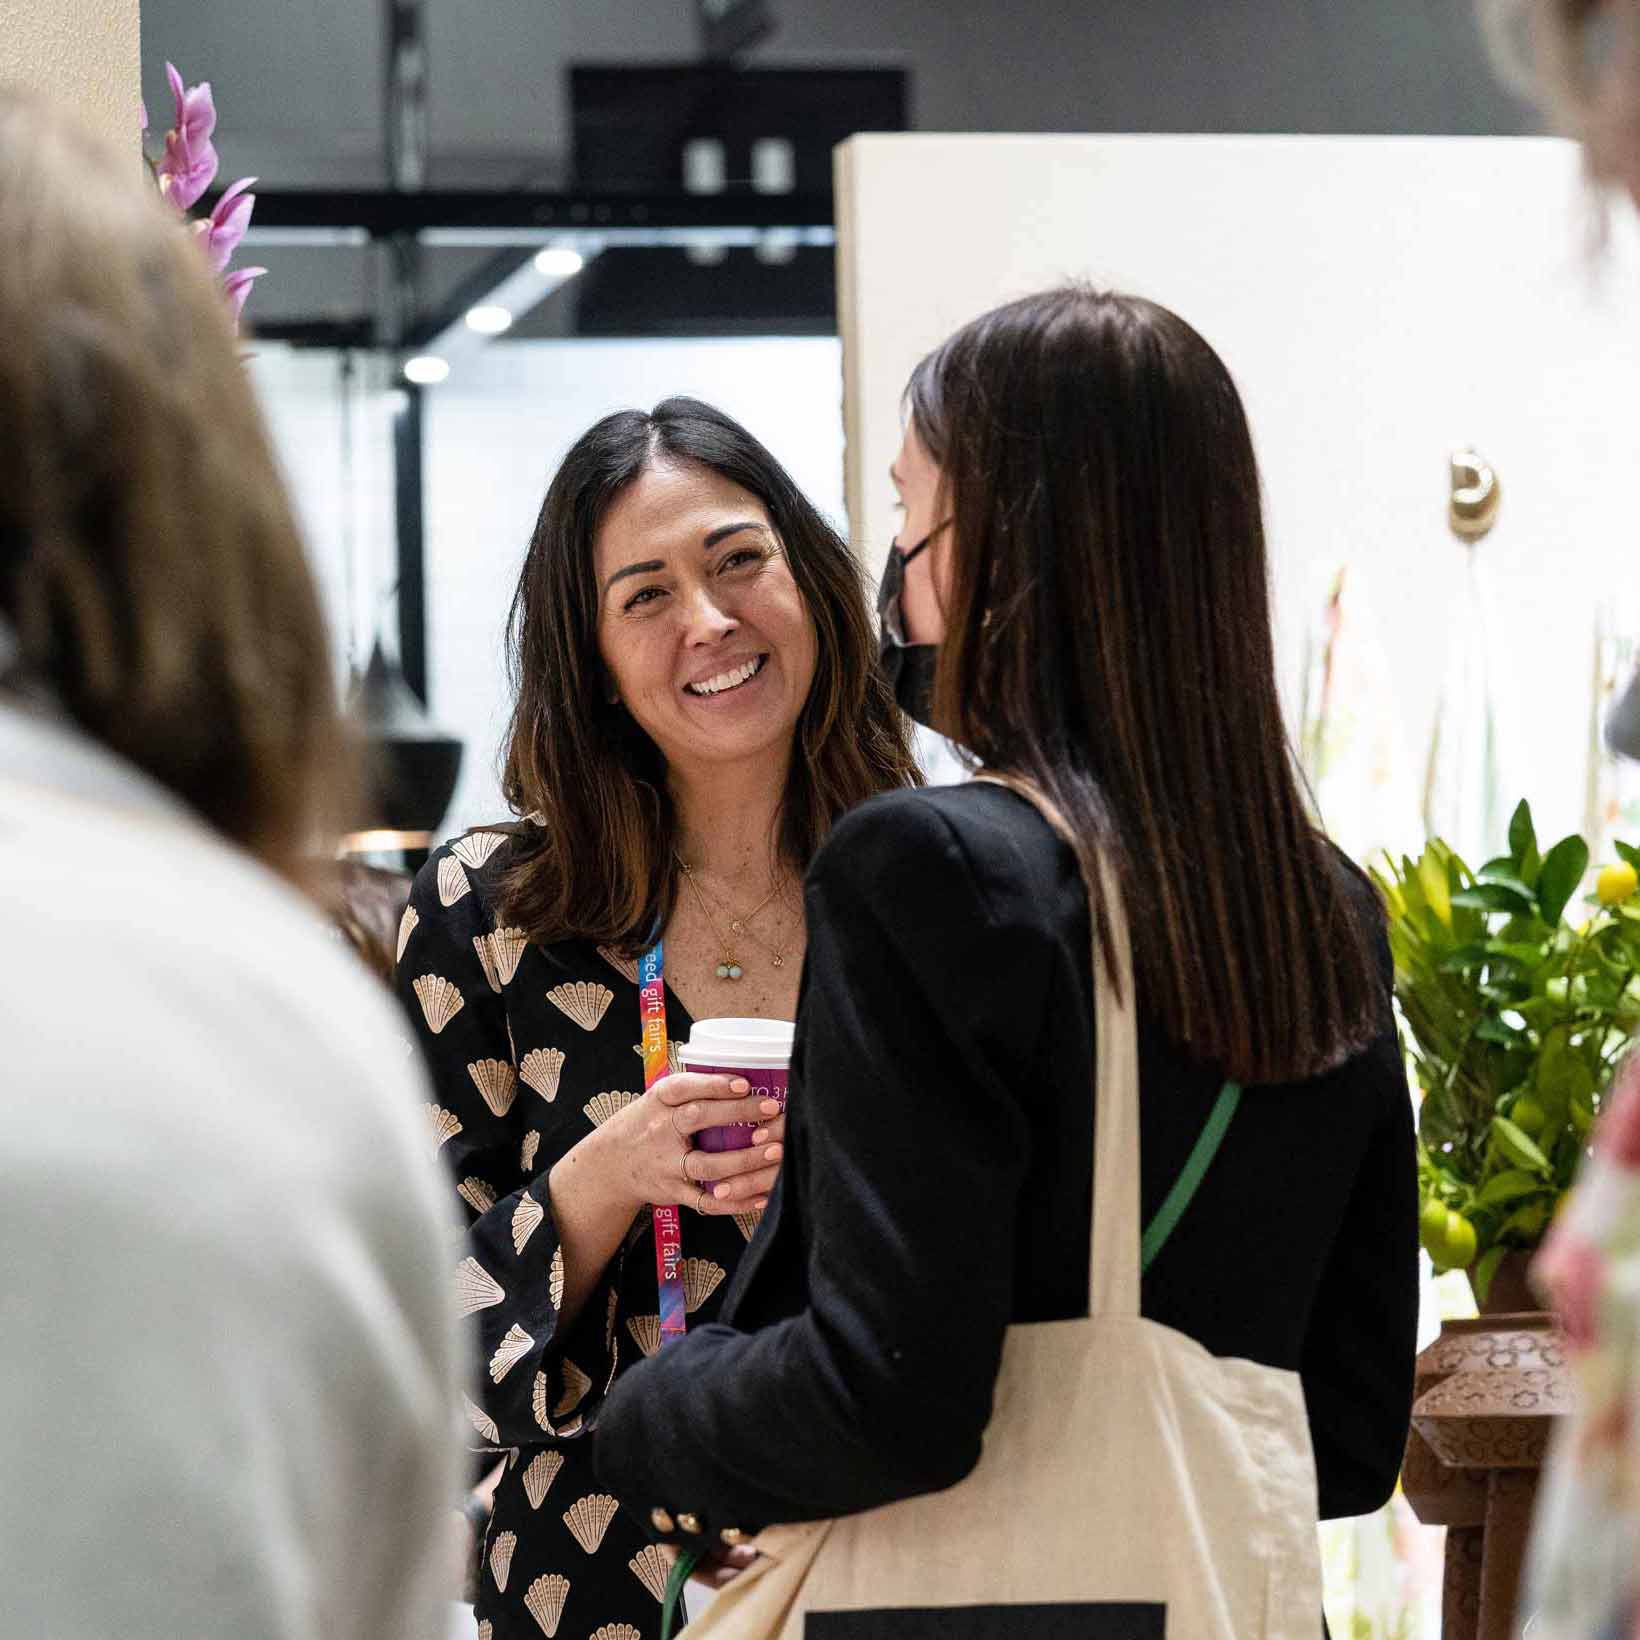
[676,855,793,982]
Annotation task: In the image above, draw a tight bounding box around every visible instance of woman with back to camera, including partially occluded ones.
[594,288,1420,1637]
[395,397,916,1639]
[0,91,462,1640]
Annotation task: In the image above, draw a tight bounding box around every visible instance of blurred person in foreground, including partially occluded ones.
[0,91,464,1640]
[1482,5,1640,1635]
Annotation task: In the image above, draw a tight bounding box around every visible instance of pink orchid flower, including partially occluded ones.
[158,62,219,212]
[222,265,267,324]
[196,177,258,274]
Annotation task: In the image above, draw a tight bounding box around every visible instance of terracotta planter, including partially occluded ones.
[1469,1249,1540,1316]
[1401,1310,1571,1640]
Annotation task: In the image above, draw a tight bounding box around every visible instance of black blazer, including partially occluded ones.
[594,782,1418,1549]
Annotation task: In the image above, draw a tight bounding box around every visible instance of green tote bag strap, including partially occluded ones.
[661,1548,702,1638]
[1141,1079,1242,1273]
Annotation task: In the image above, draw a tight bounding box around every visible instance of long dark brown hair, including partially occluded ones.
[0,91,346,888]
[909,287,1383,1083]
[498,396,917,950]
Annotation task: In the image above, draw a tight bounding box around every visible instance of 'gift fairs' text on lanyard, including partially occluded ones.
[640,940,688,1345]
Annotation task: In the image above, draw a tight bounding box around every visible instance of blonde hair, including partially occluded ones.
[0,90,347,885]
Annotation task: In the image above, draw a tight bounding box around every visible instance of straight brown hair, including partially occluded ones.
[497,397,917,950]
[910,287,1383,1084]
[0,91,346,886]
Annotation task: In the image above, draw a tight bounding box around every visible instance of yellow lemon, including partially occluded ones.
[1511,1096,1546,1136]
[1598,861,1638,905]
[1419,1197,1450,1251]
[1442,1211,1478,1270]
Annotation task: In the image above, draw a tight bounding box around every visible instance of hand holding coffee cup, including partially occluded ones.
[679,1018,794,1153]
[593,1066,785,1217]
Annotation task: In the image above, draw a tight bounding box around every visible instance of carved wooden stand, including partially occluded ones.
[1400,1309,1571,1639]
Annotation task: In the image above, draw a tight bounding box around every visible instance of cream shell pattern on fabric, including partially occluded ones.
[412,973,464,1034]
[548,1246,565,1309]
[597,946,641,985]
[477,1623,493,1640]
[396,903,419,963]
[468,1057,518,1117]
[437,855,471,907]
[424,1105,462,1149]
[524,1571,570,1637]
[462,1392,500,1445]
[511,1192,544,1255]
[455,1256,506,1318]
[563,1492,620,1555]
[733,1209,763,1242]
[531,1370,554,1434]
[582,1089,640,1128]
[489,1323,534,1384]
[452,830,506,871]
[520,1046,566,1102]
[546,980,613,1032]
[681,1257,726,1313]
[625,1314,661,1358]
[592,1627,642,1640]
[489,1529,517,1592]
[473,933,504,994]
[522,1448,564,1509]
[458,1176,497,1214]
[553,1360,592,1420]
[488,924,528,985]
[631,1041,684,1075]
[521,1130,541,1172]
[629,1546,670,1603]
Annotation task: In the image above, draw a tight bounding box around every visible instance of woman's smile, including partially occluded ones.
[684,652,769,700]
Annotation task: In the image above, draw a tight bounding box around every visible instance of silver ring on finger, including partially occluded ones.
[697,1185,711,1215]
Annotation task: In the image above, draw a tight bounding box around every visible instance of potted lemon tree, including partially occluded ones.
[1372,801,1640,1306]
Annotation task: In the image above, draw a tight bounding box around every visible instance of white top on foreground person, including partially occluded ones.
[0,699,466,1640]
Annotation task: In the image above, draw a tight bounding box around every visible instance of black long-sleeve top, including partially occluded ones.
[593,782,1419,1545]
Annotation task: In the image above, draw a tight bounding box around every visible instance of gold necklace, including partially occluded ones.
[676,856,794,981]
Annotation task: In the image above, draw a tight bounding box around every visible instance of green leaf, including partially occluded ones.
[1492,1115,1552,1172]
[1475,1017,1524,1047]
[1476,870,1536,902]
[1452,883,1538,916]
[1616,839,1640,871]
[1472,1245,1506,1305]
[1417,851,1452,928]
[1476,1168,1545,1206]
[1485,941,1551,971]
[1537,835,1591,927]
[1510,801,1538,870]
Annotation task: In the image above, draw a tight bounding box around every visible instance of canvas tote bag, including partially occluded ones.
[672,777,1323,1639]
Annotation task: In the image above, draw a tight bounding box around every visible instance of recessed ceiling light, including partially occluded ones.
[464,304,513,335]
[402,354,450,385]
[534,247,585,280]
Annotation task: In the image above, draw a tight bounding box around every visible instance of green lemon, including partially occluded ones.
[1598,861,1638,905]
[1511,1096,1547,1136]
[1419,1197,1451,1251]
[1442,1211,1478,1270]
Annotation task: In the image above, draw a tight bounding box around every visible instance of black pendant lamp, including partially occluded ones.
[344,637,463,852]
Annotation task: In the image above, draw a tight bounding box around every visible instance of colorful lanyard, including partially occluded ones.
[639,941,688,1344]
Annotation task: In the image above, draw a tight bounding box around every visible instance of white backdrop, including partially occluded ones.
[837,134,1640,854]
[422,337,847,836]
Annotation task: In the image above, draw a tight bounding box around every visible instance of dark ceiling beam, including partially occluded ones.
[212,187,834,236]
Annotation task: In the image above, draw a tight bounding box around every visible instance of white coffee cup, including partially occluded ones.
[678,1017,794,1152]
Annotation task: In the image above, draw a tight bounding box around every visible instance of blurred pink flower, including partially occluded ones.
[158,62,218,211]
[222,265,267,323]
[196,177,257,274]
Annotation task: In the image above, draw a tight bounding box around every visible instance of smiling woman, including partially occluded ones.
[393,397,916,1640]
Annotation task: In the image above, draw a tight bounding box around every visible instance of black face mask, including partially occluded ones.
[876,528,942,730]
